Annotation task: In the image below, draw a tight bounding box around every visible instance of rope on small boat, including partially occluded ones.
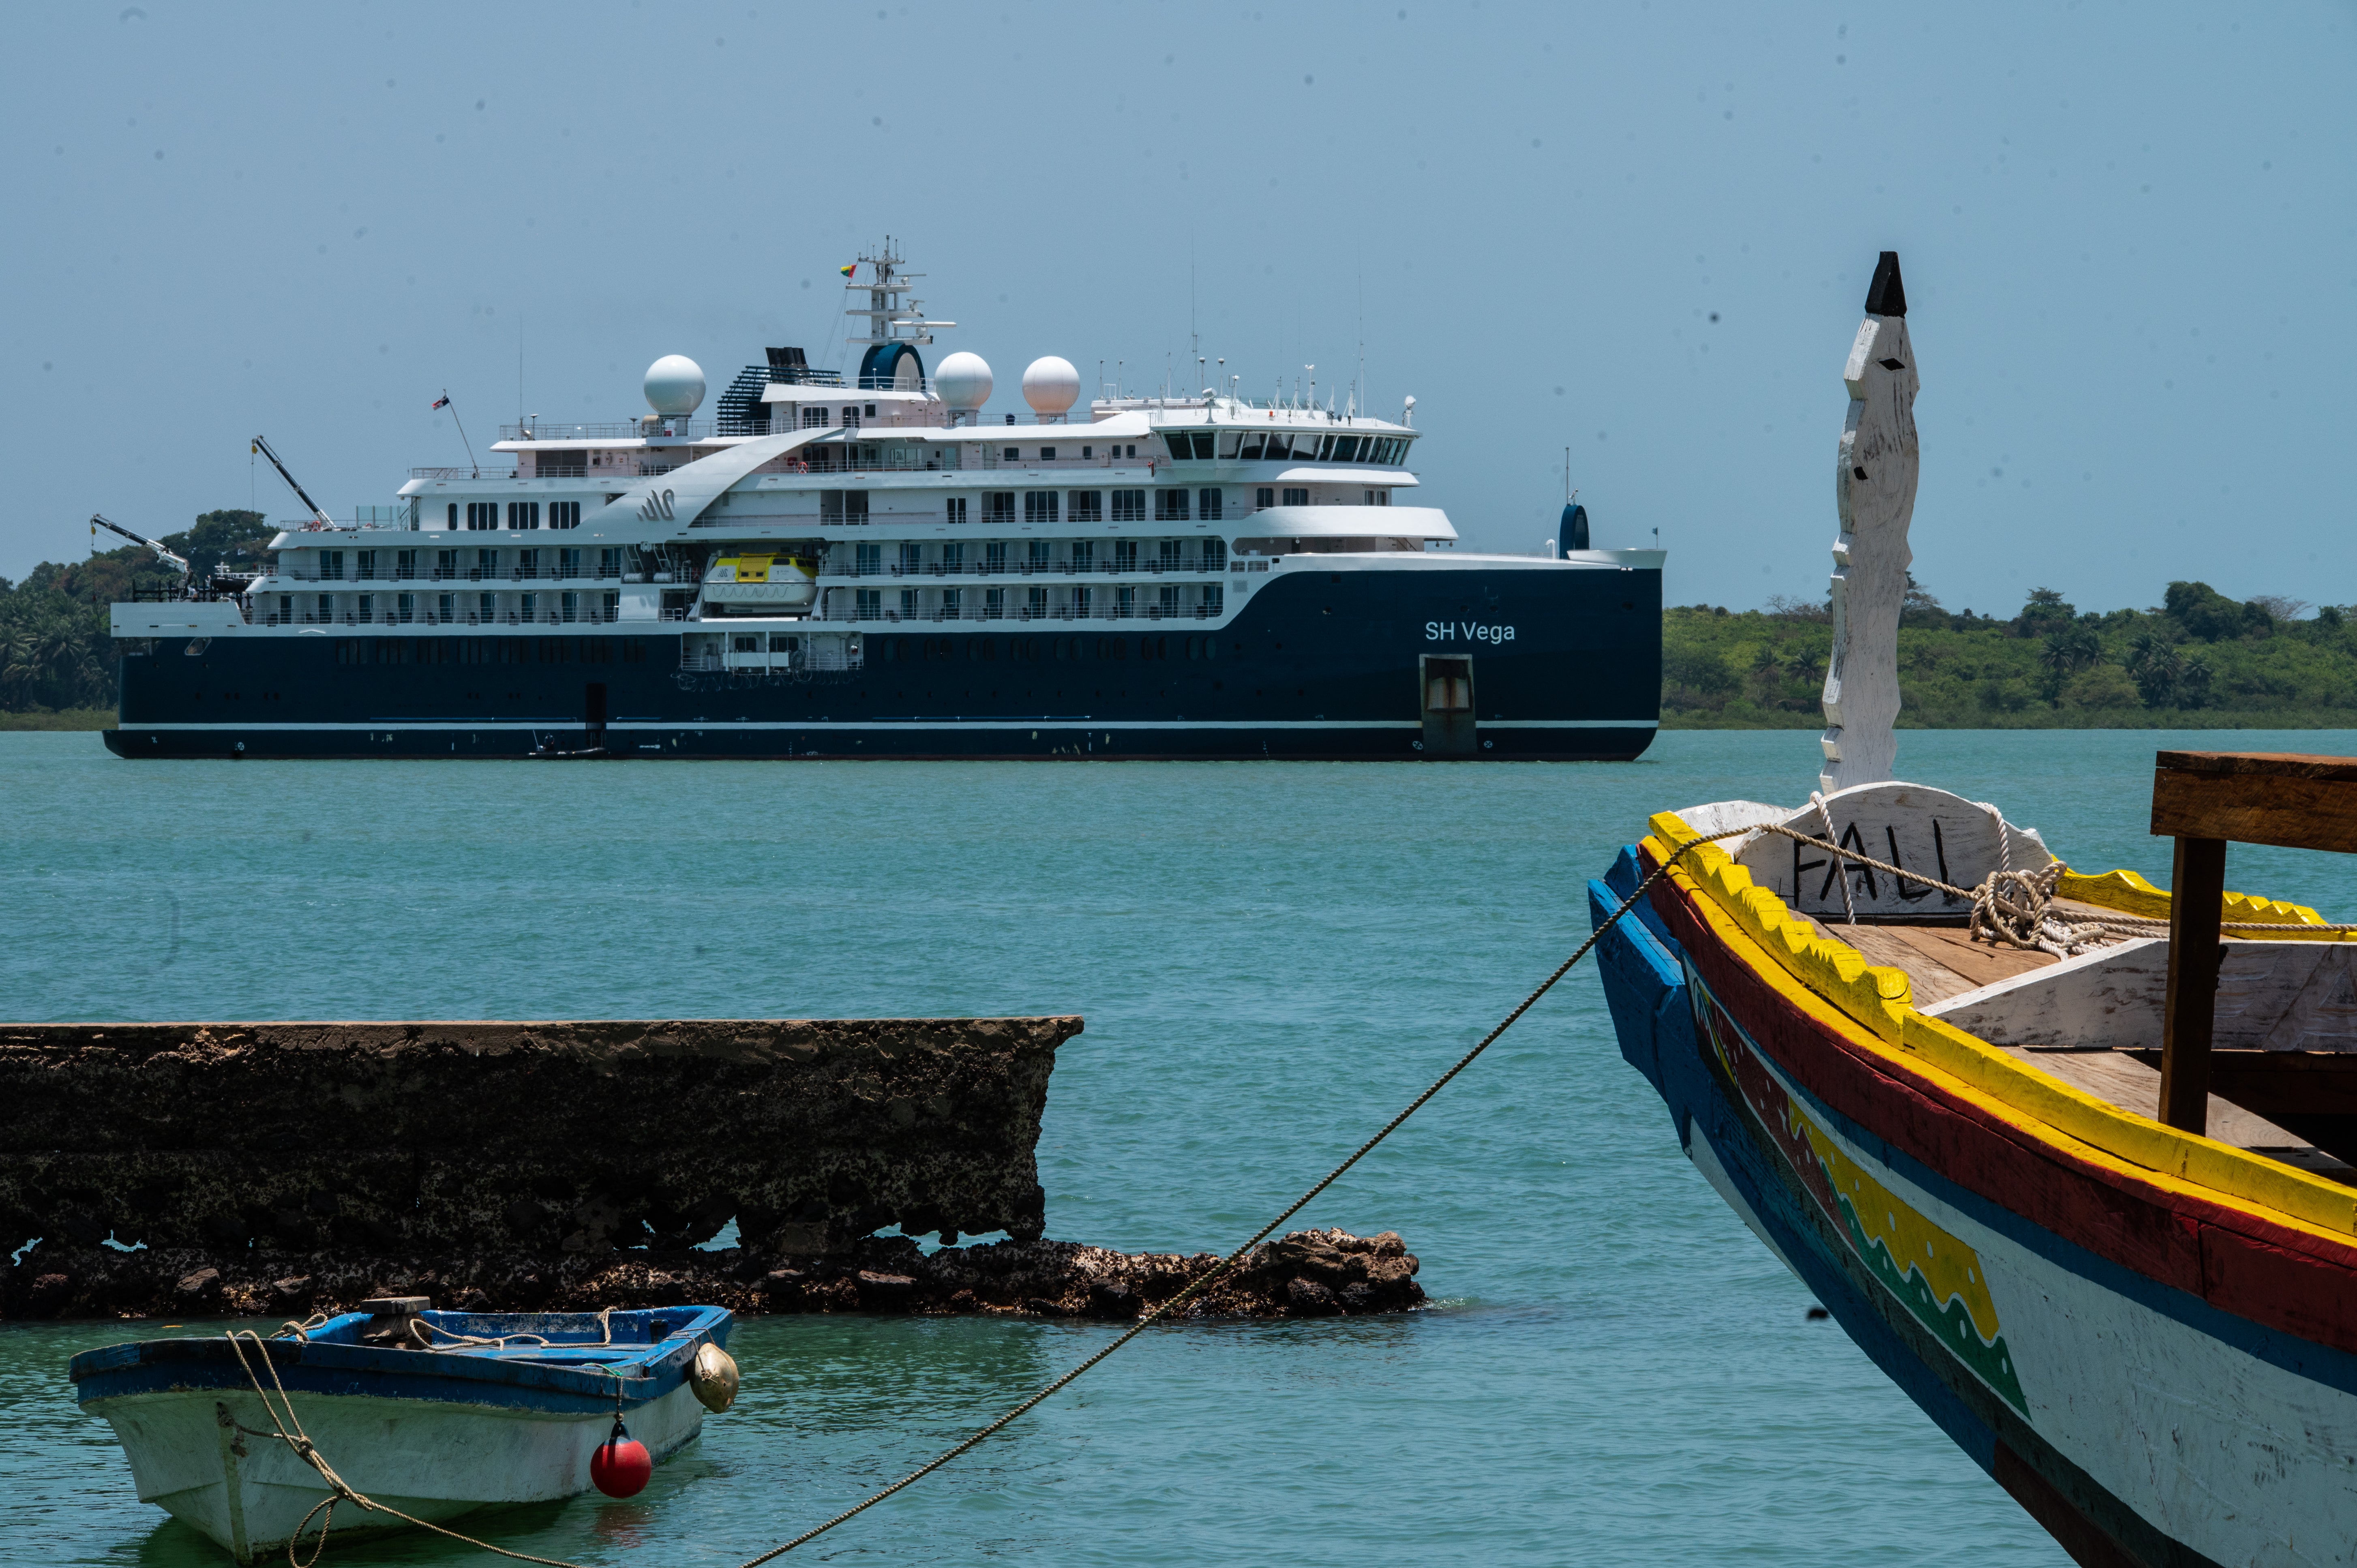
[223,1329,594,1568]
[405,1306,615,1352]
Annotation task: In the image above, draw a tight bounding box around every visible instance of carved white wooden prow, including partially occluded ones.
[1819,252,1919,795]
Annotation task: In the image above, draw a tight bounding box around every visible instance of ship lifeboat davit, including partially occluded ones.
[702,553,817,613]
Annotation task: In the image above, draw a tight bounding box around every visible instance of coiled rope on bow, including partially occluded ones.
[1737,822,2357,955]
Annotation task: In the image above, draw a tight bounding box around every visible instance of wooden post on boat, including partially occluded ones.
[2157,833,2226,1133]
[1819,251,1920,795]
[2151,750,2357,1134]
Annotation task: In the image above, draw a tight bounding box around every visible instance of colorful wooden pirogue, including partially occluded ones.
[1593,254,2357,1565]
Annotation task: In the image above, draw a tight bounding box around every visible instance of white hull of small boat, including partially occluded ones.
[88,1380,707,1562]
[71,1305,737,1565]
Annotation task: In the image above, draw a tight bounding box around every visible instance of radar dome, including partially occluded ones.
[934,351,994,412]
[1022,356,1080,418]
[643,354,706,417]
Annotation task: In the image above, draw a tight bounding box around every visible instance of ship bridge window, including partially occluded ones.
[1218,432,1243,458]
[1024,491,1059,524]
[1331,436,1362,463]
[1161,431,1214,461]
[1069,490,1103,523]
[1110,490,1146,523]
[1155,489,1190,523]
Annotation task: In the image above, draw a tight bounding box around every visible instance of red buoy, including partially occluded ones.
[590,1419,652,1498]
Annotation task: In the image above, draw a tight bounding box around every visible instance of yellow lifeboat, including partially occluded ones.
[702,553,817,614]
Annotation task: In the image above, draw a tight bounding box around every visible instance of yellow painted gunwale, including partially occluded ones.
[1644,810,2357,1248]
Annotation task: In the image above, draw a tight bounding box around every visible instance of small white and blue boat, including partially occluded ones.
[71,1298,737,1564]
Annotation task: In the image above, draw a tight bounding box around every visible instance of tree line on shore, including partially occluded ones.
[1663,580,2357,728]
[0,512,273,717]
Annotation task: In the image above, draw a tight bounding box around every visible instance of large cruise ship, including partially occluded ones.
[104,245,1661,760]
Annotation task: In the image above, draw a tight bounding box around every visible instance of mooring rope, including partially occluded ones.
[732,824,1775,1565]
[218,815,2354,1568]
[223,1329,593,1568]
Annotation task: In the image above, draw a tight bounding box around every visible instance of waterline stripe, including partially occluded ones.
[121,717,1658,733]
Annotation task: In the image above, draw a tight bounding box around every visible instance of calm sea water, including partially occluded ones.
[4,728,2352,1568]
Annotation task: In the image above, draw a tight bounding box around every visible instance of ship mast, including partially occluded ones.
[844,237,954,387]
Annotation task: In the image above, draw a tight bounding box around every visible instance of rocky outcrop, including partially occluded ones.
[0,1019,1431,1324]
[0,1018,1080,1265]
[2,1228,1421,1322]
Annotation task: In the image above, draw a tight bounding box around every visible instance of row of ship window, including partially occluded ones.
[291,547,628,582]
[456,501,583,531]
[949,488,1226,524]
[841,583,1223,622]
[849,538,1227,574]
[1158,430,1410,465]
[417,486,1372,533]
[981,432,1407,465]
[332,637,651,666]
[270,590,620,628]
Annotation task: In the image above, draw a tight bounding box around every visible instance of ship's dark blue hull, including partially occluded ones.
[107,563,1659,760]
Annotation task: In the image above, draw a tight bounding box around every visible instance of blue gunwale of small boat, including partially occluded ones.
[70,1306,733,1416]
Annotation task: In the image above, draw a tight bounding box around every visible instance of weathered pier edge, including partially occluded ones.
[1,1019,1423,1321]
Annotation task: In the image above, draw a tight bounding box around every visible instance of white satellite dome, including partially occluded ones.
[643,354,706,417]
[934,351,994,412]
[1021,356,1080,418]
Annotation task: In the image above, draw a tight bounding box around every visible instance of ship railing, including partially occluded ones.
[294,607,626,628]
[677,649,866,674]
[976,447,1157,471]
[811,602,1221,625]
[408,467,520,480]
[823,559,1227,579]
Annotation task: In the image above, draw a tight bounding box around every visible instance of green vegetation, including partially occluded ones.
[1664,581,2357,729]
[0,511,272,722]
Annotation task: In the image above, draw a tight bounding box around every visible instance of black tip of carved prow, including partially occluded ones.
[1864,251,1907,317]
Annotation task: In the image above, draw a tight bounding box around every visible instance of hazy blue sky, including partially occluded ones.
[6,2,2350,616]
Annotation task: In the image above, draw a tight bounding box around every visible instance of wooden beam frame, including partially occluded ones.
[2151,750,2357,1136]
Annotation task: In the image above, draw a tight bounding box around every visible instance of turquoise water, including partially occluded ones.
[4,729,2352,1567]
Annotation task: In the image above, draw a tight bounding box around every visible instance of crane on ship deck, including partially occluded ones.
[251,434,334,529]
